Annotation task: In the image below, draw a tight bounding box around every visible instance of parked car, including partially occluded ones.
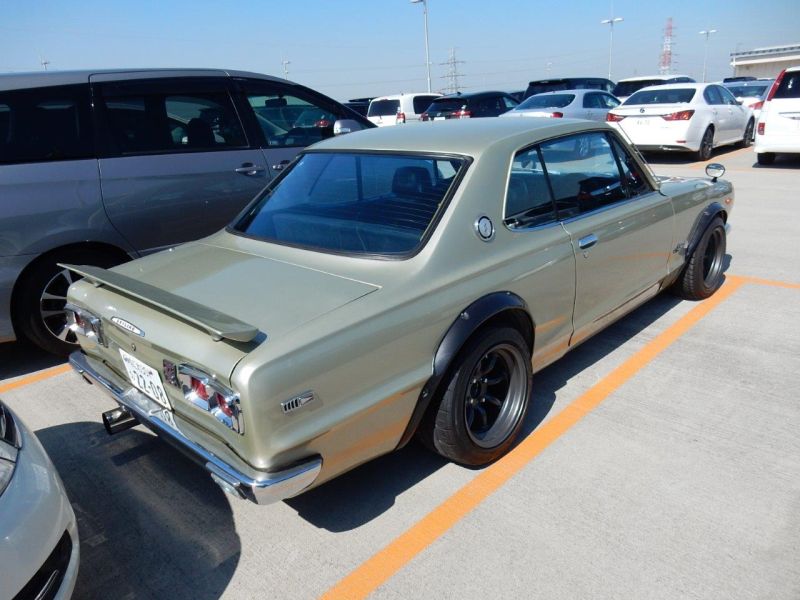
[366,93,441,126]
[523,77,614,99]
[66,118,733,505]
[613,75,695,102]
[508,90,526,102]
[420,91,518,120]
[607,83,754,160]
[0,68,371,355]
[0,400,79,599]
[722,80,773,125]
[343,97,374,117]
[501,89,620,121]
[754,67,800,164]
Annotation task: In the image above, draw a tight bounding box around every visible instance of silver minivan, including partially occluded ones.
[0,68,370,354]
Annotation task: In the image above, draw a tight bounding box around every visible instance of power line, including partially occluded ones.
[440,48,465,94]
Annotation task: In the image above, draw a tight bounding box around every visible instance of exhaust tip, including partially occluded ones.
[102,407,137,435]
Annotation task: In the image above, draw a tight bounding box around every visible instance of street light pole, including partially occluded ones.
[410,0,432,93]
[699,29,717,82]
[600,16,623,80]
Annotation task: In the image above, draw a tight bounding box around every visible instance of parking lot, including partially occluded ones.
[1,146,798,599]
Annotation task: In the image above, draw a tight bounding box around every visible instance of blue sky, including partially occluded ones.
[1,0,798,100]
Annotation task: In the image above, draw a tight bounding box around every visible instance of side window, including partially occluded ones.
[504,146,558,228]
[703,86,723,105]
[0,84,93,164]
[608,135,652,197]
[97,79,246,156]
[583,93,599,109]
[502,96,518,110]
[601,93,620,109]
[539,132,626,217]
[242,81,340,148]
[717,86,739,106]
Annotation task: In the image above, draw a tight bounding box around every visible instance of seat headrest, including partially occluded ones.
[392,166,433,196]
[186,118,215,148]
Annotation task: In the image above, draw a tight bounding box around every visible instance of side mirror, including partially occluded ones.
[333,119,365,135]
[705,163,725,181]
[736,99,743,105]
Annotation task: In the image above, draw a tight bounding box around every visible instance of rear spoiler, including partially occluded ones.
[59,264,259,343]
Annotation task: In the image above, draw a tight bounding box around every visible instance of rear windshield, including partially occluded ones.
[774,72,800,99]
[428,98,468,112]
[517,94,575,109]
[613,79,665,97]
[234,152,467,257]
[626,88,696,105]
[413,95,439,114]
[724,84,769,98]
[368,99,400,117]
[525,79,611,97]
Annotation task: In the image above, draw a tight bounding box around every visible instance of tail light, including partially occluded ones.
[750,101,763,111]
[757,122,765,135]
[550,112,564,118]
[454,109,472,119]
[765,69,785,102]
[606,113,625,122]
[396,111,406,124]
[314,119,332,128]
[65,303,106,347]
[661,110,695,121]
[420,112,429,121]
[178,365,243,434]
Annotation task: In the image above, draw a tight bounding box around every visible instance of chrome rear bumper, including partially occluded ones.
[69,351,322,505]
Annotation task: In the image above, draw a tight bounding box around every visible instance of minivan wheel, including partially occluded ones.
[15,249,124,356]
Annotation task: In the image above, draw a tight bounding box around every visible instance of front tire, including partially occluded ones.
[427,326,531,466]
[15,249,124,356]
[672,217,726,300]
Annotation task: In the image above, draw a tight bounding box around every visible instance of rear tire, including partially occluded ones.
[425,326,531,466]
[695,127,714,161]
[672,217,726,300]
[15,249,125,356]
[740,120,754,148]
[757,152,775,165]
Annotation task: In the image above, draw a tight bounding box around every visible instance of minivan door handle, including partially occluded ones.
[235,163,266,176]
[578,234,598,250]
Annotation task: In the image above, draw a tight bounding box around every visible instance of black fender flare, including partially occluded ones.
[395,291,533,449]
[684,201,727,264]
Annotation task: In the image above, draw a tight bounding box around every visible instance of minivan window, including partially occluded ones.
[427,98,467,112]
[724,84,769,98]
[234,152,467,257]
[98,82,246,156]
[246,91,338,147]
[774,72,800,99]
[0,84,93,164]
[612,79,666,97]
[627,88,696,105]
[413,95,439,114]
[368,99,401,117]
[525,78,613,98]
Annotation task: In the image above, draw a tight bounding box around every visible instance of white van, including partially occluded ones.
[755,66,800,165]
[367,92,441,126]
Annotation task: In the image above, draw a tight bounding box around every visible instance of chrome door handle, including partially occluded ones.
[272,160,291,172]
[235,163,266,176]
[578,234,598,250]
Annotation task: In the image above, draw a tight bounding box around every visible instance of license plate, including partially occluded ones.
[119,349,171,409]
[635,119,651,126]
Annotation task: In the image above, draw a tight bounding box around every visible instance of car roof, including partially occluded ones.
[0,68,286,91]
[530,89,596,96]
[721,79,772,86]
[309,117,605,157]
[635,82,710,92]
[371,93,440,101]
[434,91,509,100]
[617,75,691,82]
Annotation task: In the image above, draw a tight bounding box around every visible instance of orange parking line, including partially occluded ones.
[321,277,744,600]
[734,274,800,291]
[0,363,70,395]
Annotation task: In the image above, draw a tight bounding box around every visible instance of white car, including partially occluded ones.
[754,66,800,165]
[612,75,695,103]
[607,83,754,160]
[722,79,773,123]
[501,89,620,121]
[367,92,441,127]
[0,401,79,599]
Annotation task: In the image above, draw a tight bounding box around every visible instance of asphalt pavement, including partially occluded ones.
[1,144,798,600]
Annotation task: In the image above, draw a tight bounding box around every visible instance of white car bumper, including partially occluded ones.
[754,134,800,154]
[611,119,704,152]
[0,406,79,600]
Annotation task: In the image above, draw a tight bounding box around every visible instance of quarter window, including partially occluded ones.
[703,86,723,105]
[504,146,558,228]
[539,132,626,217]
[0,84,93,164]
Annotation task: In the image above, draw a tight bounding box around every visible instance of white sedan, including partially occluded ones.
[0,401,79,599]
[501,89,620,121]
[606,83,754,160]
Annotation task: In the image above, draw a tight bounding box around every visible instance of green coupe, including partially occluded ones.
[65,118,733,504]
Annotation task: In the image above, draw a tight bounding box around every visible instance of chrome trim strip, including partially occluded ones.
[69,351,321,505]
